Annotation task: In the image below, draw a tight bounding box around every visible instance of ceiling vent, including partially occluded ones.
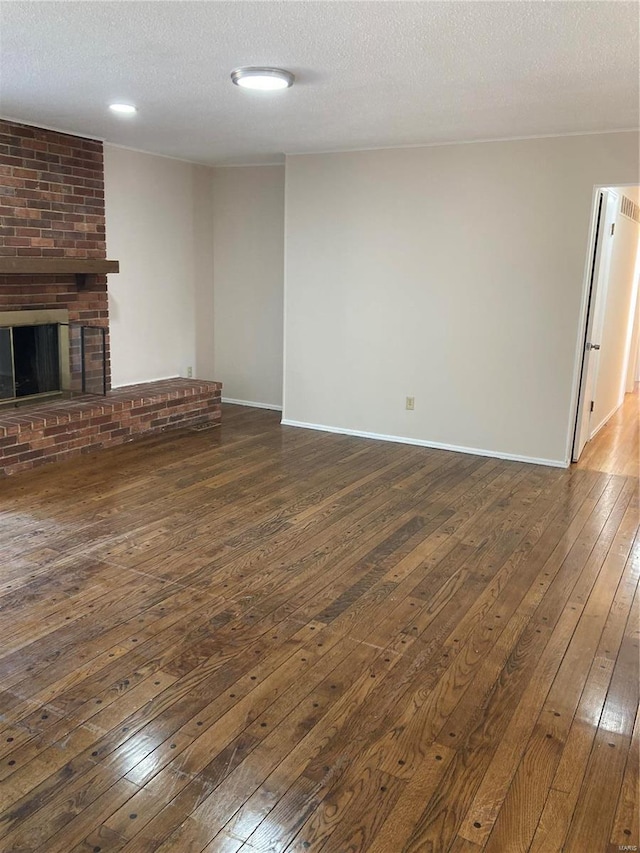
[620,195,640,223]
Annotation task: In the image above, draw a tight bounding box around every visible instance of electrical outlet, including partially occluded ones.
[406,396,415,411]
[187,366,193,378]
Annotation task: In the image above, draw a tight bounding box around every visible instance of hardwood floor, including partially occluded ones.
[576,385,639,477]
[0,402,637,852]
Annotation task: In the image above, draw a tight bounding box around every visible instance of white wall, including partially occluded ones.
[193,166,216,381]
[591,187,640,429]
[104,145,214,387]
[632,293,640,384]
[212,166,285,408]
[621,187,640,392]
[283,132,640,465]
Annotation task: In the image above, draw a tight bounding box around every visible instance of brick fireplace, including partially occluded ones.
[0,119,221,475]
[0,119,111,389]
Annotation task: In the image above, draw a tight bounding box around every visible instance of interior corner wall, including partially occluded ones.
[193,165,215,381]
[283,132,640,465]
[104,144,214,388]
[621,187,640,393]
[212,165,285,408]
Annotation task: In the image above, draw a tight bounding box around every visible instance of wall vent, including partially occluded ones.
[620,195,640,223]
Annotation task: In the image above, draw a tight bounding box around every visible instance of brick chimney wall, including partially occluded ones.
[0,119,111,390]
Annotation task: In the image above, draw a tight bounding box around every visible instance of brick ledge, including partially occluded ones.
[0,377,222,475]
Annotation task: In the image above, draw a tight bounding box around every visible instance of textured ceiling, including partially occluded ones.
[0,1,638,166]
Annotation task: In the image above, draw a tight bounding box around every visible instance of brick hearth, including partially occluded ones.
[0,119,222,474]
[0,379,221,475]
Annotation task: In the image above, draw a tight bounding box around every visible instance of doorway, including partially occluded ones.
[572,186,640,462]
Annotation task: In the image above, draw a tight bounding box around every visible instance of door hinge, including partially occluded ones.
[610,222,615,236]
[590,400,594,412]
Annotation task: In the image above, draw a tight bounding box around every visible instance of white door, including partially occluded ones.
[573,189,619,461]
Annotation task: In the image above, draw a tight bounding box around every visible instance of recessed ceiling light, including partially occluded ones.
[230,67,294,91]
[109,103,137,114]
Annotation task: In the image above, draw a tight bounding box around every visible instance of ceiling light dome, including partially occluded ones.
[231,67,294,91]
[109,103,137,114]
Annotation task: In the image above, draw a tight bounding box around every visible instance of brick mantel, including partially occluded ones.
[0,257,119,278]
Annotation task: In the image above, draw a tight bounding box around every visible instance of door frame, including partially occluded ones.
[570,190,604,462]
[571,189,621,461]
[567,183,638,465]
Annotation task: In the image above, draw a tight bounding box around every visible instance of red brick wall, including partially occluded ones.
[0,119,110,389]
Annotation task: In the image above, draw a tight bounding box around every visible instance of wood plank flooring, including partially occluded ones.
[0,401,638,852]
[576,386,639,477]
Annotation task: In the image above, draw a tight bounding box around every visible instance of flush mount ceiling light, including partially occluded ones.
[109,103,137,114]
[230,67,294,91]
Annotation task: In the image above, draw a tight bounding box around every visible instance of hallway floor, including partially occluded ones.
[576,384,639,477]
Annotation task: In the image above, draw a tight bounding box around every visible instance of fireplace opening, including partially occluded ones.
[0,311,107,406]
[14,324,61,398]
[0,323,62,402]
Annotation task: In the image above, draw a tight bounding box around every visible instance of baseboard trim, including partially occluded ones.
[112,374,179,389]
[280,418,568,468]
[223,397,283,412]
